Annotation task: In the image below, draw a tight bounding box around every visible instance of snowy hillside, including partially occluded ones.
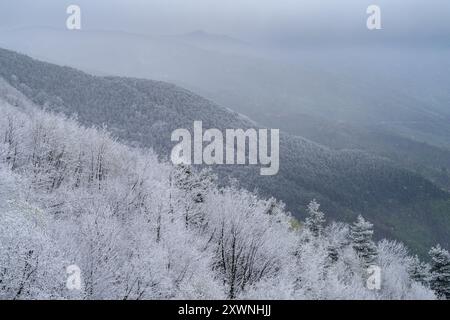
[1,47,449,256]
[0,87,446,300]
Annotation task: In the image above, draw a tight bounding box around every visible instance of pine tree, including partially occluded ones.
[173,165,216,227]
[429,244,450,299]
[409,255,431,286]
[305,199,326,237]
[264,197,284,216]
[325,223,350,263]
[349,215,378,268]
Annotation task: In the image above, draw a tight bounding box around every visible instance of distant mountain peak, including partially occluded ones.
[186,30,209,36]
[175,30,246,45]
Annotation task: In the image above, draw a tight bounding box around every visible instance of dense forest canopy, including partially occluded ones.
[1,87,449,299]
[1,48,449,256]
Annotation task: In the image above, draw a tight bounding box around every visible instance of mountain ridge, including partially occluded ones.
[0,46,449,255]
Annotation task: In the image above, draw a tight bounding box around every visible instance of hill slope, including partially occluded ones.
[0,95,437,299]
[0,47,449,255]
[2,27,450,194]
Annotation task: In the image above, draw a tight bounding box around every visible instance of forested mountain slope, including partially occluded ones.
[0,95,439,299]
[0,47,449,255]
[2,28,449,191]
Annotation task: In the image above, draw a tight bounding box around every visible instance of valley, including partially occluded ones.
[0,47,449,256]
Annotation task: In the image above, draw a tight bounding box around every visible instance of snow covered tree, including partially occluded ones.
[349,215,378,268]
[409,255,431,286]
[0,93,439,300]
[206,188,294,299]
[429,244,450,299]
[173,165,216,228]
[324,222,350,263]
[305,199,326,237]
[377,240,436,300]
[3,115,20,170]
[263,197,286,217]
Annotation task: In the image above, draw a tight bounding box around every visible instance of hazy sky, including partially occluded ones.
[0,0,449,45]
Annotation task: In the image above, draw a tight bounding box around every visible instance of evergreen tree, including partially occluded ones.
[409,255,431,286]
[429,244,450,299]
[173,165,216,227]
[349,215,378,268]
[305,199,326,237]
[263,197,285,216]
[325,223,350,263]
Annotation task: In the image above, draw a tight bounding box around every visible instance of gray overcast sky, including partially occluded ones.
[0,0,449,44]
